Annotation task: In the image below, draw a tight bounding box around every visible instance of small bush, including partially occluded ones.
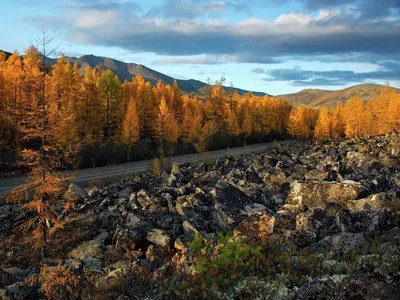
[152,157,161,175]
[32,261,94,300]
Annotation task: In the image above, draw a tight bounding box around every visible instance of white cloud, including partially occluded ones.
[73,9,118,29]
[275,12,313,27]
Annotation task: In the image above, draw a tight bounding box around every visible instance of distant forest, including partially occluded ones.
[0,47,399,174]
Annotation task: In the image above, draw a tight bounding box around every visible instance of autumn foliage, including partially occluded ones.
[30,261,94,300]
[1,48,399,172]
[313,86,400,141]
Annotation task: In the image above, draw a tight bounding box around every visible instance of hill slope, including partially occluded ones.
[65,54,266,97]
[0,49,265,97]
[275,84,400,109]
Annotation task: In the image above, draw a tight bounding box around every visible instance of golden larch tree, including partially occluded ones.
[344,95,365,137]
[331,101,345,140]
[153,96,179,151]
[314,107,332,141]
[122,98,140,145]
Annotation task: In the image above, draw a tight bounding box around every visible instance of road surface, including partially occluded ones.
[0,140,296,195]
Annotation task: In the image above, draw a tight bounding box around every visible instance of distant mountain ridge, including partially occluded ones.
[65,54,269,97]
[1,49,266,97]
[275,84,400,109]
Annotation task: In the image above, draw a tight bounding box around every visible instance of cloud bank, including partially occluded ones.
[25,0,400,86]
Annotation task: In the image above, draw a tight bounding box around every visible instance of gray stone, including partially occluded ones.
[136,189,152,209]
[126,213,142,228]
[284,180,368,212]
[68,232,108,269]
[146,229,171,247]
[330,232,366,254]
[348,192,400,211]
[87,186,99,197]
[296,208,334,239]
[234,211,275,241]
[65,183,87,200]
[211,181,253,231]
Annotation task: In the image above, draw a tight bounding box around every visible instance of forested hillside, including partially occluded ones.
[0,48,399,175]
[276,84,400,109]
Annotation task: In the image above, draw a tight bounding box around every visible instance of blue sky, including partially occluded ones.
[1,0,400,95]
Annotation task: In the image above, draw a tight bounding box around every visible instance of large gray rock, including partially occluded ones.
[136,189,152,209]
[211,181,254,231]
[296,208,334,239]
[283,180,368,212]
[126,213,142,228]
[233,211,275,242]
[329,232,366,254]
[68,232,108,269]
[146,229,171,247]
[65,183,87,201]
[348,192,400,211]
[244,166,262,184]
[5,284,37,300]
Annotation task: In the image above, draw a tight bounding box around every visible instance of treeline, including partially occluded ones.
[289,86,400,141]
[0,47,399,173]
[0,47,292,172]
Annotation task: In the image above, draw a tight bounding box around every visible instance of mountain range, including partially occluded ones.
[2,49,398,106]
[274,83,400,109]
[1,50,265,97]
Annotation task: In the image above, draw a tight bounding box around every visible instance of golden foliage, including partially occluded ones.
[152,157,161,176]
[33,261,94,300]
[122,98,140,145]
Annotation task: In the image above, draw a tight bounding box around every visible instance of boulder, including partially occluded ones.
[136,190,152,209]
[175,195,195,218]
[244,166,262,184]
[192,171,221,187]
[182,220,201,239]
[118,187,131,199]
[114,227,149,248]
[87,186,99,197]
[269,169,287,185]
[284,180,368,212]
[68,232,108,269]
[329,232,366,254]
[146,229,171,247]
[65,183,87,201]
[233,211,275,242]
[126,213,142,228]
[296,208,334,239]
[211,181,254,231]
[5,284,38,300]
[348,192,400,211]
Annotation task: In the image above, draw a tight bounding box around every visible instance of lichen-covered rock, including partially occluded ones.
[295,278,336,299]
[211,181,253,231]
[296,208,334,239]
[233,211,276,241]
[348,192,400,211]
[284,180,368,212]
[68,232,109,269]
[329,232,366,254]
[146,228,171,247]
[136,189,152,209]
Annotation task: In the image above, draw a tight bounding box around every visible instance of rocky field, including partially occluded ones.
[1,132,400,299]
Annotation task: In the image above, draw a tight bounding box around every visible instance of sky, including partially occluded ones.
[0,0,400,95]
